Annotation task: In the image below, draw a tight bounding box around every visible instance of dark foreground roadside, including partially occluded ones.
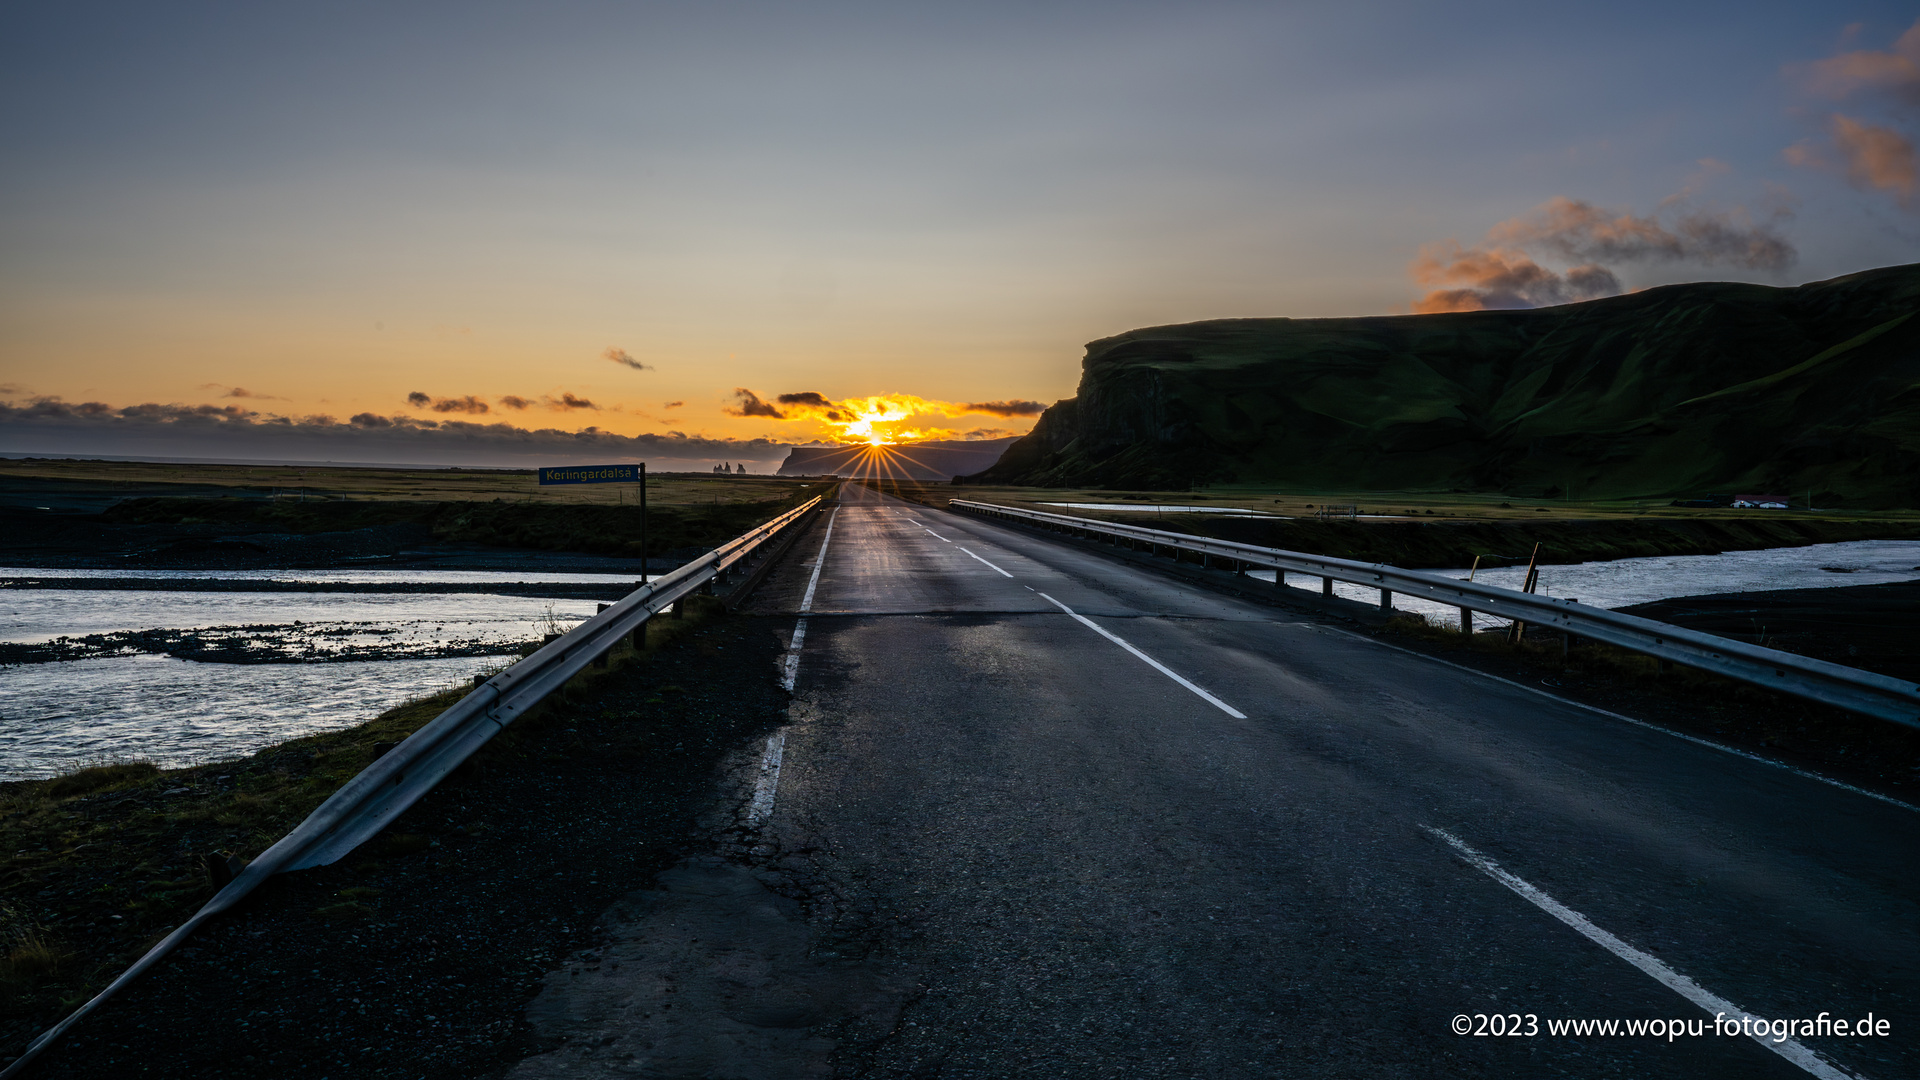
[2,602,792,1079]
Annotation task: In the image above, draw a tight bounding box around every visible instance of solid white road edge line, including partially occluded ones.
[959,547,1014,577]
[1334,628,1918,814]
[746,731,786,828]
[1422,826,1858,1080]
[1037,592,1246,718]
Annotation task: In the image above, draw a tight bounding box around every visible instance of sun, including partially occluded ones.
[837,398,915,445]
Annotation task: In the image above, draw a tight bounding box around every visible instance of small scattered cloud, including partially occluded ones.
[662,400,684,409]
[1411,245,1619,313]
[964,427,1018,440]
[199,384,284,401]
[1786,20,1920,212]
[961,400,1046,417]
[726,389,786,418]
[1790,114,1918,206]
[605,347,652,372]
[1410,195,1793,312]
[498,395,533,409]
[774,391,847,422]
[0,393,791,467]
[1792,19,1920,105]
[408,391,491,415]
[1485,197,1793,270]
[554,392,598,410]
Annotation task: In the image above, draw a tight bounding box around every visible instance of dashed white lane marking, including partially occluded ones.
[1334,629,1918,815]
[1037,593,1246,718]
[959,546,1014,577]
[921,527,953,542]
[747,731,786,827]
[1423,826,1857,1080]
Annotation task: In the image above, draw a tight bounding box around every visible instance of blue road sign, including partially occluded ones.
[538,464,641,485]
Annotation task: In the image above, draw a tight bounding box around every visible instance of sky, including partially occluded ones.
[3,1,1918,469]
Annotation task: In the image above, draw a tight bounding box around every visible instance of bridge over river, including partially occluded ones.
[17,483,1917,1080]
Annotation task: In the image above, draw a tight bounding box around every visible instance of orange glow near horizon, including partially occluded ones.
[807,394,957,446]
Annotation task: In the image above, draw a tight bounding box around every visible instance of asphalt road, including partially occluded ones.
[520,484,1919,1079]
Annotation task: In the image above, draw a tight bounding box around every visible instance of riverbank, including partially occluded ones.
[2,594,793,1078]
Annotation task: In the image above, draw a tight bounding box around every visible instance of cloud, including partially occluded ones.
[725,388,786,418]
[1786,20,1920,211]
[1817,114,1918,205]
[605,347,652,372]
[964,427,1017,440]
[1411,244,1620,313]
[407,391,491,414]
[1792,19,1920,105]
[554,392,597,410]
[1410,195,1793,312]
[1485,197,1793,270]
[199,384,284,401]
[1,395,793,468]
[498,395,533,409]
[662,400,684,409]
[961,400,1046,417]
[773,391,847,422]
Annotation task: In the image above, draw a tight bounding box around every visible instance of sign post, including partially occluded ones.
[538,463,647,581]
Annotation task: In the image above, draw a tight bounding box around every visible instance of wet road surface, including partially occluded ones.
[527,484,1919,1079]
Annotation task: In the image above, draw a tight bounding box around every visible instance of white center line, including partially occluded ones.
[798,507,839,614]
[1423,826,1857,1080]
[782,508,839,691]
[959,546,1013,577]
[746,731,786,827]
[1037,593,1246,718]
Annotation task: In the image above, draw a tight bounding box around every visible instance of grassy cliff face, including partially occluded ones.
[978,265,1920,505]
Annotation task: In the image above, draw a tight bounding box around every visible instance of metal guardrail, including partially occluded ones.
[950,499,1920,729]
[2,494,827,1078]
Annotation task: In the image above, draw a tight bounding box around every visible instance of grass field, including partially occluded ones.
[887,479,1920,524]
[0,457,815,508]
[867,479,1920,568]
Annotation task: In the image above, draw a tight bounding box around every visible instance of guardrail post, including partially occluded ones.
[1274,568,1285,588]
[1458,607,1471,634]
[1322,576,1333,596]
[1379,588,1392,611]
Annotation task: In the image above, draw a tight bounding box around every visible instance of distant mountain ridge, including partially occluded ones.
[973,264,1920,506]
[778,436,1021,480]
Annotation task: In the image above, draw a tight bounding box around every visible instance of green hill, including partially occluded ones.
[976,264,1920,506]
